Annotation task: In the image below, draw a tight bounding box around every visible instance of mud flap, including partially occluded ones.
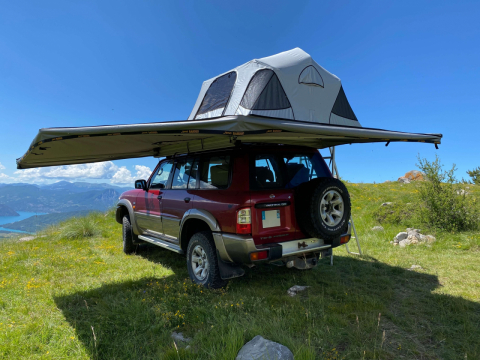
[216,250,245,280]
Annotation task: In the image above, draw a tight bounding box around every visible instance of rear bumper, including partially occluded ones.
[214,222,352,264]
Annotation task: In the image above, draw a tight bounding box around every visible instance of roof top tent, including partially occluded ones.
[16,48,442,170]
[189,48,359,127]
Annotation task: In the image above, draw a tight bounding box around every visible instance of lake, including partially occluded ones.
[0,212,47,233]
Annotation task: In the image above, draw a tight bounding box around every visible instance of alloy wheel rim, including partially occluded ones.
[191,245,209,281]
[320,190,344,227]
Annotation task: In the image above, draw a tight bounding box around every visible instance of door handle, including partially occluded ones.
[157,195,162,200]
[184,197,191,203]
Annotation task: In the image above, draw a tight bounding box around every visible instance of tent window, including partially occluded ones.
[331,86,358,121]
[240,69,291,110]
[298,65,324,87]
[196,72,237,117]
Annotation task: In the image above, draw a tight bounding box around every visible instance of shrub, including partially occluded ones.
[57,212,101,239]
[373,202,418,226]
[466,166,480,185]
[416,155,479,232]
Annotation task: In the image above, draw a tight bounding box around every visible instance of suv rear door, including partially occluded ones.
[249,153,298,245]
[249,149,332,245]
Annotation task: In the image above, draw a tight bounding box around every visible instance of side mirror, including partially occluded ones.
[135,179,147,190]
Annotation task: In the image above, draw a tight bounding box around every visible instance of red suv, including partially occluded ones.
[116,144,352,288]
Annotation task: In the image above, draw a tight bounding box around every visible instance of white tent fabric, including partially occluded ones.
[188,48,359,127]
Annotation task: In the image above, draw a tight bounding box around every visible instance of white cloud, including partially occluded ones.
[1,161,152,185]
[134,165,152,180]
[111,165,152,185]
[0,173,12,181]
[14,161,120,182]
[0,162,5,170]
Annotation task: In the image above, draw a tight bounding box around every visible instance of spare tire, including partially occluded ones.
[295,178,351,242]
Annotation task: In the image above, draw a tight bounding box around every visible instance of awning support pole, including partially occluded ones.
[326,146,363,256]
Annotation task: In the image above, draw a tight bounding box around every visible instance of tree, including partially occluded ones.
[466,167,480,185]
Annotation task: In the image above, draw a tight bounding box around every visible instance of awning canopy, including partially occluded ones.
[17,115,442,169]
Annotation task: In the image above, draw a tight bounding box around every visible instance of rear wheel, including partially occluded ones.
[122,214,137,255]
[186,231,227,289]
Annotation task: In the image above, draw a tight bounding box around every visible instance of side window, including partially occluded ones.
[187,159,199,189]
[150,160,173,189]
[171,159,194,190]
[199,156,230,189]
[252,155,284,190]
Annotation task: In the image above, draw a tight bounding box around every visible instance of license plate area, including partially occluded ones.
[262,210,281,228]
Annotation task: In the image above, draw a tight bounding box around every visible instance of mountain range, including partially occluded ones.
[0,204,19,217]
[0,181,132,214]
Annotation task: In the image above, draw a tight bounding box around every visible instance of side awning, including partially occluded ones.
[17,115,442,169]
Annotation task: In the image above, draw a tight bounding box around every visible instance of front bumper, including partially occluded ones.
[213,222,352,264]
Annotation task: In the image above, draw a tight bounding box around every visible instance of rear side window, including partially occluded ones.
[171,159,194,189]
[200,156,231,189]
[250,152,329,190]
[252,155,284,189]
[195,72,237,118]
[284,154,328,188]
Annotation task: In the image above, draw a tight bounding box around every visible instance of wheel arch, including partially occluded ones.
[179,209,220,252]
[116,199,140,235]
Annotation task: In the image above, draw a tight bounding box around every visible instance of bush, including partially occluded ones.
[416,155,479,232]
[373,202,418,226]
[57,212,101,239]
[466,166,480,185]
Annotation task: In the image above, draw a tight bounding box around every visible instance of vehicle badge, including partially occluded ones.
[270,194,275,199]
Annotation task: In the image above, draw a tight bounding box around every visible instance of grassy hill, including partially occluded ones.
[1,182,479,359]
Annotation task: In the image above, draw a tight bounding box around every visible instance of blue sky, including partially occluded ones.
[1,0,479,185]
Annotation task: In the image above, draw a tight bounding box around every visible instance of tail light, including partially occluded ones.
[236,208,251,234]
[340,235,351,244]
[250,250,268,261]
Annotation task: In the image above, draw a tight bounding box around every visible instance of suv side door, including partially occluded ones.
[160,157,199,239]
[135,160,173,236]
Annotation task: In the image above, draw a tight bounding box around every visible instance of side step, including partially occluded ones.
[138,235,184,254]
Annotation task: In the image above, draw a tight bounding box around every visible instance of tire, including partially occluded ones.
[295,178,351,242]
[186,231,227,289]
[122,214,137,255]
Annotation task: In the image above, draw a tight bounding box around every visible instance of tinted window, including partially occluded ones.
[150,161,173,189]
[284,154,328,188]
[187,159,199,189]
[250,152,329,190]
[200,156,230,189]
[196,72,237,117]
[171,159,194,190]
[253,155,283,189]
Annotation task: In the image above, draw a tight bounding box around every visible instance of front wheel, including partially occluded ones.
[122,214,137,255]
[186,231,227,289]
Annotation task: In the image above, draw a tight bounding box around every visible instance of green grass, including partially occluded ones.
[1,182,479,359]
